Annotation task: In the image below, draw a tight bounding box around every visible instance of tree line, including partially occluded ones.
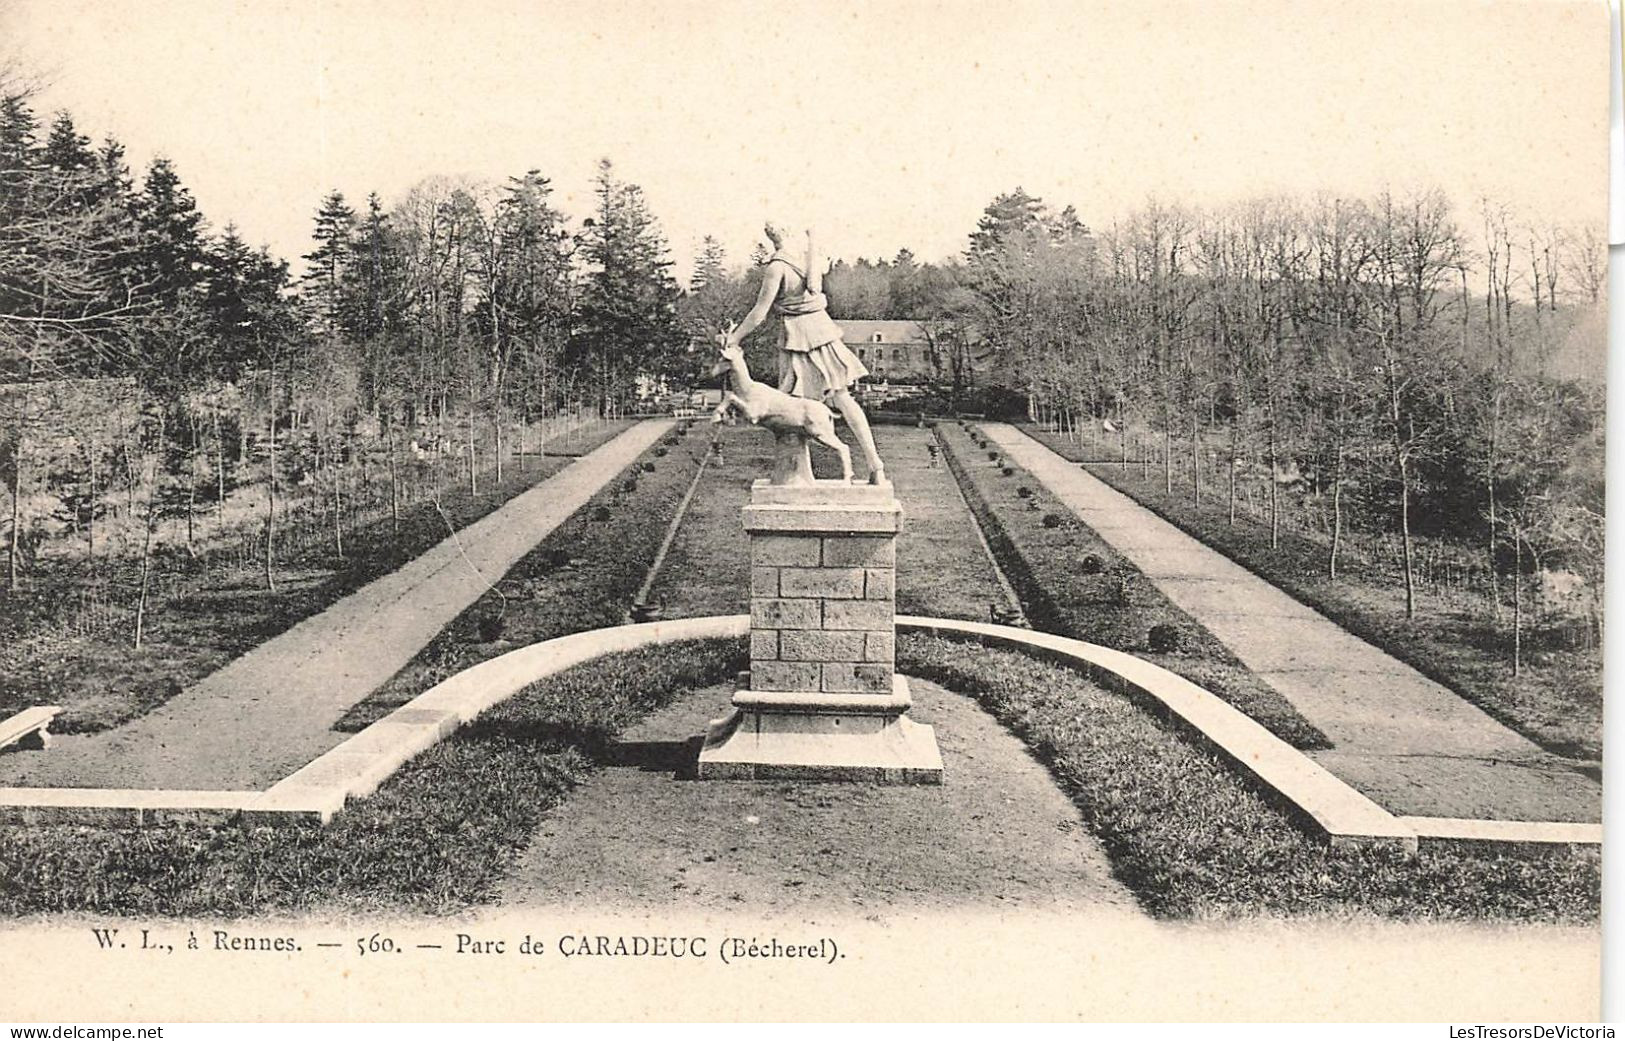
[1,81,693,640]
[947,186,1604,664]
[2,70,1606,666]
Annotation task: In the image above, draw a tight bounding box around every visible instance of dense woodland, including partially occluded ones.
[0,82,1607,665]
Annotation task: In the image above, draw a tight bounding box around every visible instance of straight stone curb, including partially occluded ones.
[895,616,1600,853]
[1398,816,1603,850]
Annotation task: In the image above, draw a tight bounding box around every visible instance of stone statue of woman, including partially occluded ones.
[719,221,886,484]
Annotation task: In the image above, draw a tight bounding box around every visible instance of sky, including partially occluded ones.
[0,0,1610,282]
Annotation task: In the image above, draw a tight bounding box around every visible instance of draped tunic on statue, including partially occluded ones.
[766,256,870,400]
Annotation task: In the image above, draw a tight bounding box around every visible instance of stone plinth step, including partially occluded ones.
[748,478,896,506]
[731,687,913,715]
[698,676,943,784]
[743,503,903,535]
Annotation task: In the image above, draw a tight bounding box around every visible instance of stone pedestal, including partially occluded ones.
[698,479,943,783]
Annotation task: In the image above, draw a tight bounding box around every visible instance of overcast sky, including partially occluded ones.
[1,0,1609,281]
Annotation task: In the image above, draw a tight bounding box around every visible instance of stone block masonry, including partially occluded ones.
[743,488,901,692]
[699,478,942,783]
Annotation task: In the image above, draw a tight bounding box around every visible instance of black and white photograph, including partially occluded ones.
[0,0,1611,1024]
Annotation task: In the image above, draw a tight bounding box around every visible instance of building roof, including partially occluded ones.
[837,319,928,344]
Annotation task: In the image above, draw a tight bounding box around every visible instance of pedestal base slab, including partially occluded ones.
[697,677,943,784]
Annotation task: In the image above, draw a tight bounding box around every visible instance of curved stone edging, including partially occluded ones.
[896,616,1600,851]
[0,616,750,826]
[0,614,1601,848]
[258,615,753,821]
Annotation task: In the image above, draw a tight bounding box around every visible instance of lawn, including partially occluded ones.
[899,632,1598,922]
[0,639,743,917]
[0,410,1597,922]
[646,420,1007,622]
[1019,424,1602,761]
[0,632,1593,922]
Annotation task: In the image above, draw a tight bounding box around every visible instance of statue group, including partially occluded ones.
[710,221,887,487]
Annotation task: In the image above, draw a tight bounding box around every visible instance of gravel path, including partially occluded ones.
[0,420,672,791]
[495,675,1142,919]
[981,423,1599,822]
[878,425,1014,621]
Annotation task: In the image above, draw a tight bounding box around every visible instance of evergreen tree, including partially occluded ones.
[679,235,754,374]
[94,136,135,203]
[202,225,264,377]
[0,93,38,170]
[41,112,94,174]
[689,235,728,292]
[571,159,683,409]
[491,171,573,413]
[134,157,208,304]
[301,189,357,342]
[966,187,1048,261]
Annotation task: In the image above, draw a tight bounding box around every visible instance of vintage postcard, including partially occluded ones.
[0,0,1609,1023]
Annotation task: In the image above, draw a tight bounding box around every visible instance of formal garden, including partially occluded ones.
[0,420,1599,922]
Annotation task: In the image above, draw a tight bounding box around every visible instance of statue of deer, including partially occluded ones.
[710,341,853,485]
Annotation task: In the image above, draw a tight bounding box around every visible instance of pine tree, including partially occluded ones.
[202,225,261,377]
[301,189,357,343]
[966,187,1048,261]
[41,111,93,174]
[0,93,38,170]
[689,236,727,292]
[572,159,683,411]
[679,235,753,369]
[134,157,208,304]
[492,171,573,416]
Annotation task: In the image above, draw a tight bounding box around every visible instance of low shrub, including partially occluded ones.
[934,424,1328,749]
[1079,553,1104,574]
[1148,623,1183,652]
[476,613,507,643]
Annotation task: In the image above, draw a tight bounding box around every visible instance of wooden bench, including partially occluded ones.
[0,706,62,752]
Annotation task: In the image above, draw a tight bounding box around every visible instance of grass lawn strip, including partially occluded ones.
[643,423,775,619]
[937,422,1329,750]
[0,630,1594,920]
[1021,424,1600,762]
[0,638,743,918]
[649,421,1026,623]
[897,632,1598,922]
